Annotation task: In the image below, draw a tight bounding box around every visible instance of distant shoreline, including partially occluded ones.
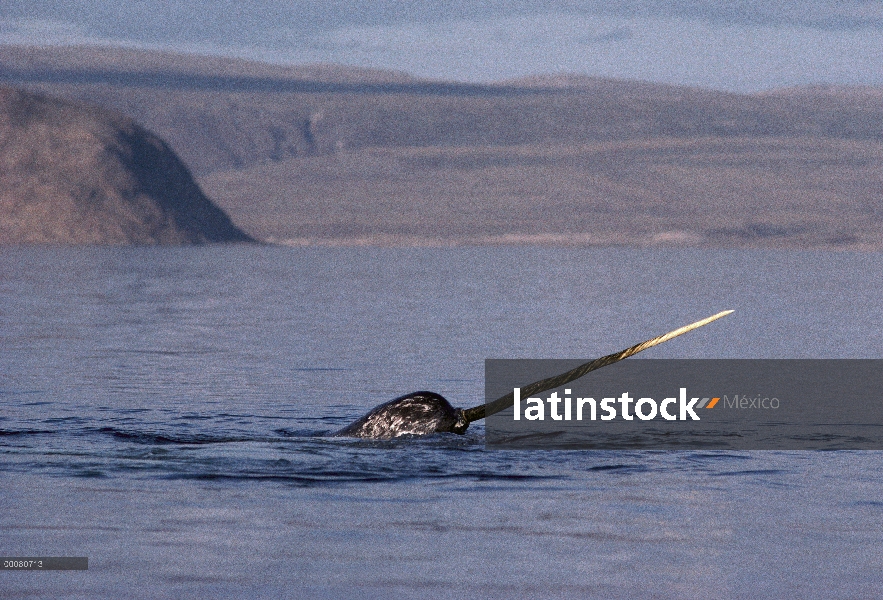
[260,233,881,251]
[3,45,881,250]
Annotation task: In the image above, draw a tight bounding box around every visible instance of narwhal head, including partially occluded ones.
[333,391,469,439]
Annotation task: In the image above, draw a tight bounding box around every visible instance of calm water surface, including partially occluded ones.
[2,247,883,598]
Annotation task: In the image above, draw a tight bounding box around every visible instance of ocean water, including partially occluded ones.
[2,246,883,598]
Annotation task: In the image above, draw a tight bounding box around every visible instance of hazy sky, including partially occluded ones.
[2,1,881,90]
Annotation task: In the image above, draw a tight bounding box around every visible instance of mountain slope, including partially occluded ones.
[0,86,254,244]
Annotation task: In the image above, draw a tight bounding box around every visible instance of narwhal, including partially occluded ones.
[334,310,733,438]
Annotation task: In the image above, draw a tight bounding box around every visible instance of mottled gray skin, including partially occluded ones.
[334,392,469,438]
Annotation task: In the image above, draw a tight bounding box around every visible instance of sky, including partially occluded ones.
[1,1,881,91]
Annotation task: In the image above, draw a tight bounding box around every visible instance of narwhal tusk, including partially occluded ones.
[461,309,734,424]
[334,310,733,438]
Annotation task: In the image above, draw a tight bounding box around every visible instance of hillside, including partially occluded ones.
[1,45,881,248]
[3,45,881,176]
[201,138,883,248]
[0,86,253,244]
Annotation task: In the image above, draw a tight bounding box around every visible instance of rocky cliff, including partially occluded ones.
[0,86,254,244]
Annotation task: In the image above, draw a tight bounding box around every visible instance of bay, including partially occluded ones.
[2,247,882,598]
